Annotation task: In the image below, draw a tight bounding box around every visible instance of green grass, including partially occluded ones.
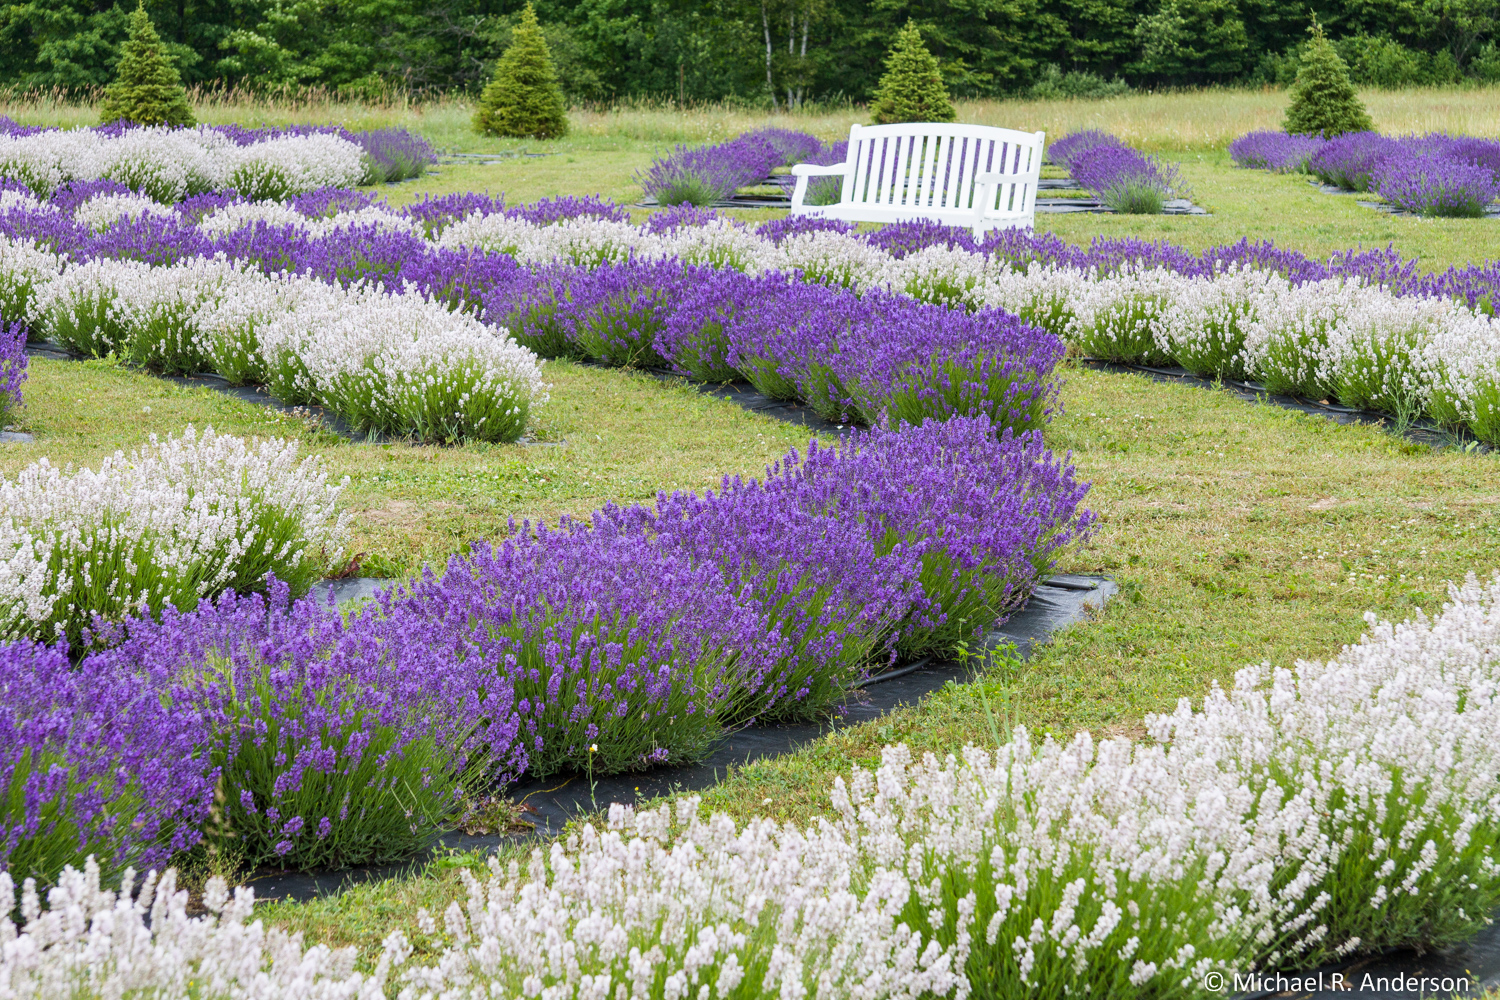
[3,359,816,577]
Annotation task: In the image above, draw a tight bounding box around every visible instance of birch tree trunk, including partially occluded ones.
[762,0,778,110]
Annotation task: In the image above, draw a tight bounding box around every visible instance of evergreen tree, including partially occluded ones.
[1283,21,1374,136]
[98,2,194,127]
[473,3,569,140]
[870,21,956,125]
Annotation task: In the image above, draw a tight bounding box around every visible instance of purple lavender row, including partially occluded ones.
[1049,130,1183,214]
[638,127,838,206]
[1231,131,1500,218]
[482,258,1063,433]
[1,417,1093,883]
[16,182,1500,309]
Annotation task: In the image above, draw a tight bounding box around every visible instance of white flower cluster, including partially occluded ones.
[20,253,548,443]
[0,127,365,201]
[432,216,1500,438]
[71,192,177,233]
[7,575,1500,996]
[195,200,418,239]
[0,426,349,643]
[0,237,62,324]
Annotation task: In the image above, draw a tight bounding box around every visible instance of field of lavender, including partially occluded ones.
[7,572,1500,996]
[1232,130,1500,217]
[7,180,1500,448]
[3,106,1500,998]
[0,121,436,199]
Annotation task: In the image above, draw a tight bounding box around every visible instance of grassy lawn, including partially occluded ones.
[5,92,1500,964]
[6,359,816,576]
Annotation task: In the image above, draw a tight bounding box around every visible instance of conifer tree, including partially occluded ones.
[870,21,956,125]
[473,3,569,140]
[1283,21,1374,137]
[99,2,195,127]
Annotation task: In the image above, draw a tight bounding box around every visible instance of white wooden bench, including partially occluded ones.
[789,123,1045,235]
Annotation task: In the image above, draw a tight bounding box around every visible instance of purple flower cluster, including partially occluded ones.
[1228,131,1326,173]
[0,639,215,886]
[80,579,523,872]
[401,192,625,237]
[0,316,26,425]
[1047,129,1127,171]
[1307,132,1402,191]
[1374,154,1500,218]
[0,418,1093,879]
[483,259,1064,434]
[638,128,841,207]
[1049,130,1181,214]
[1238,130,1500,217]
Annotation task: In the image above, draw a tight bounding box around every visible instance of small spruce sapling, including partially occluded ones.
[98,2,195,128]
[473,3,570,140]
[870,21,957,126]
[1283,21,1374,137]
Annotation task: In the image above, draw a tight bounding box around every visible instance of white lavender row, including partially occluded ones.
[0,426,349,647]
[0,126,366,202]
[19,253,548,444]
[7,572,1500,996]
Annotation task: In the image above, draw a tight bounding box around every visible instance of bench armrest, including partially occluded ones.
[790,162,847,177]
[789,161,849,213]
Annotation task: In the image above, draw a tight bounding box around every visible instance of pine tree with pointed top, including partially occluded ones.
[1283,21,1374,137]
[99,2,195,127]
[474,3,569,140]
[870,21,957,126]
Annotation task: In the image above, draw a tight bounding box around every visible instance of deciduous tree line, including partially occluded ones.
[1,0,1497,100]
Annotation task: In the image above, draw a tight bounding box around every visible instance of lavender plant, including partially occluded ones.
[0,640,214,887]
[1068,144,1181,214]
[0,427,349,648]
[1228,131,1327,172]
[85,581,523,871]
[0,316,26,426]
[387,523,776,777]
[1374,154,1499,217]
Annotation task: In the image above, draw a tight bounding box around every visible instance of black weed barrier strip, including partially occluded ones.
[1080,357,1494,453]
[244,574,1116,904]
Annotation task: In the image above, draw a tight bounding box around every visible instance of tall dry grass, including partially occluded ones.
[1,83,1498,151]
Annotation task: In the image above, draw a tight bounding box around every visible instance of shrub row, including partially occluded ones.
[8,572,1500,996]
[1231,130,1500,217]
[0,121,435,202]
[1,417,1092,885]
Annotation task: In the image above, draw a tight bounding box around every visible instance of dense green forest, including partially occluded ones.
[1,0,1497,102]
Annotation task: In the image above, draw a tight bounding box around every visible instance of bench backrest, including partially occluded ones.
[836,123,1044,222]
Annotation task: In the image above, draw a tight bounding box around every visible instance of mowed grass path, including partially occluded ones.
[4,360,815,576]
[254,362,1500,960]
